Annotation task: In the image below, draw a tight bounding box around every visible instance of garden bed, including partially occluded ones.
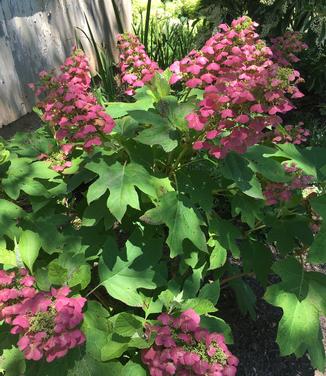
[0,11,325,376]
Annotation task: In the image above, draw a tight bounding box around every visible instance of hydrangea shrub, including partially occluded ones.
[0,16,325,376]
[142,309,238,375]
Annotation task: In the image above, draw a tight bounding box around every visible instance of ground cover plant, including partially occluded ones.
[0,15,326,376]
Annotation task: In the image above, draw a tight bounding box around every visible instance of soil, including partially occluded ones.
[1,113,325,376]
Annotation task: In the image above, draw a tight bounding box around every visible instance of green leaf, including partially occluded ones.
[302,146,326,181]
[100,339,129,362]
[240,240,273,286]
[5,127,55,158]
[309,225,326,264]
[0,324,18,352]
[141,296,163,318]
[200,316,233,344]
[227,265,256,319]
[273,144,317,177]
[208,240,227,270]
[267,216,313,255]
[106,86,155,118]
[0,199,23,239]
[128,110,168,126]
[122,361,147,376]
[198,281,220,305]
[98,231,162,307]
[100,310,150,361]
[244,146,290,183]
[309,194,326,263]
[130,110,178,152]
[221,152,264,199]
[18,230,41,272]
[156,96,195,131]
[177,163,217,213]
[264,258,326,371]
[113,116,139,138]
[82,301,112,361]
[183,264,206,299]
[141,192,207,257]
[2,158,58,200]
[25,348,123,376]
[0,248,17,267]
[209,215,241,258]
[81,195,114,228]
[271,258,309,300]
[24,209,68,254]
[231,194,264,228]
[48,253,91,290]
[180,298,217,315]
[114,312,143,337]
[0,347,25,376]
[123,140,154,169]
[158,289,183,311]
[86,160,172,221]
[146,72,171,100]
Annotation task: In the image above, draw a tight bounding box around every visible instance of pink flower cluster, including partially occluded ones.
[37,151,73,172]
[263,163,314,205]
[117,33,162,95]
[272,123,310,145]
[0,268,86,362]
[0,268,36,305]
[32,48,115,154]
[270,31,308,67]
[142,309,238,376]
[170,16,304,159]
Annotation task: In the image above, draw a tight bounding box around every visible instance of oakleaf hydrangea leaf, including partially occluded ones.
[231,194,264,228]
[25,347,123,376]
[0,346,25,376]
[86,160,172,221]
[2,158,59,200]
[264,258,326,371]
[141,192,207,257]
[99,231,163,307]
[130,110,178,152]
[0,199,23,239]
[309,194,326,263]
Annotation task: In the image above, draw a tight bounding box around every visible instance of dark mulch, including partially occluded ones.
[218,277,323,376]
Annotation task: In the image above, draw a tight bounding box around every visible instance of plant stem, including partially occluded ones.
[220,272,255,286]
[175,158,206,171]
[93,290,111,311]
[144,0,152,51]
[182,88,192,102]
[85,282,103,298]
[170,143,191,175]
[245,224,267,235]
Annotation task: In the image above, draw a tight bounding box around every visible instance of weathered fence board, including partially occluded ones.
[0,0,131,126]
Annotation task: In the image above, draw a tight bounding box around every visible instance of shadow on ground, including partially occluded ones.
[0,112,41,139]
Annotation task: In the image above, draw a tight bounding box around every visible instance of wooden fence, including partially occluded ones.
[0,0,132,126]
